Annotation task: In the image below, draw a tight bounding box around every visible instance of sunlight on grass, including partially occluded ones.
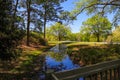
[67,42,107,47]
[48,41,62,46]
[23,50,42,56]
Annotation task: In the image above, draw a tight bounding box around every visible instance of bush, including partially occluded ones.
[26,31,47,45]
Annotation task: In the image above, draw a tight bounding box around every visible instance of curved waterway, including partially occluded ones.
[40,44,83,80]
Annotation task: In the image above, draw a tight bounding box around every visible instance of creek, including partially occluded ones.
[40,44,83,80]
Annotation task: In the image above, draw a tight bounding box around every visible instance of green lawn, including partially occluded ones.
[66,42,107,47]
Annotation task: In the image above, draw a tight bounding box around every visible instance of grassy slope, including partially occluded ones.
[66,42,120,66]
[0,43,54,74]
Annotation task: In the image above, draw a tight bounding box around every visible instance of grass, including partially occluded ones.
[48,41,75,46]
[0,44,46,73]
[0,44,48,79]
[48,41,62,46]
[0,41,119,79]
[66,42,120,66]
[67,42,107,47]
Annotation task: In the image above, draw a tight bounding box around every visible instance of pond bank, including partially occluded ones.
[66,42,120,66]
[0,44,53,79]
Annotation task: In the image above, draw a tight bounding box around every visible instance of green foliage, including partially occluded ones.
[66,33,81,41]
[19,0,68,41]
[38,0,66,21]
[32,32,47,45]
[23,31,47,45]
[79,26,91,41]
[80,14,112,42]
[67,43,120,65]
[72,0,120,26]
[46,22,71,41]
[0,0,25,60]
[47,52,66,61]
[111,26,120,42]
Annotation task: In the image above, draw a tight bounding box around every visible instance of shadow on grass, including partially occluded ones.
[67,44,120,66]
[0,72,40,80]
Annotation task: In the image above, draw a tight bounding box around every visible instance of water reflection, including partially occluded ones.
[46,55,80,72]
[43,44,84,80]
[46,52,66,62]
[50,44,67,53]
[45,44,80,72]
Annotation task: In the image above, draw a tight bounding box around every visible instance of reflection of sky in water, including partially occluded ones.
[46,55,80,71]
[45,44,83,80]
[46,55,83,80]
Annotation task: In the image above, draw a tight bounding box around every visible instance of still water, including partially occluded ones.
[46,44,80,71]
[40,44,82,80]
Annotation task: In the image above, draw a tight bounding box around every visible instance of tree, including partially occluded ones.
[19,0,67,45]
[0,0,24,60]
[81,14,111,42]
[19,0,32,46]
[26,0,31,46]
[66,32,81,41]
[47,22,71,41]
[38,0,67,39]
[79,26,91,42]
[110,26,120,42]
[13,0,19,18]
[72,0,120,26]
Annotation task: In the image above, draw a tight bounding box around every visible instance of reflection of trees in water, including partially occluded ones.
[58,44,67,52]
[49,44,67,61]
[46,44,68,71]
[50,44,67,53]
[47,52,67,61]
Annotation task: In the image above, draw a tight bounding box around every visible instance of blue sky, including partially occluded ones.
[61,0,114,33]
[61,0,86,33]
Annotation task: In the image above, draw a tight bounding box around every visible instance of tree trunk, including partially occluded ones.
[96,34,100,42]
[43,12,46,39]
[12,0,19,29]
[96,25,100,42]
[13,0,19,18]
[58,32,61,41]
[43,2,47,39]
[26,0,31,46]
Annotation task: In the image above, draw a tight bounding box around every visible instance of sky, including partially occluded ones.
[61,0,114,33]
[61,0,87,33]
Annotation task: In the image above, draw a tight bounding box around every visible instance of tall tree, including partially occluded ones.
[19,0,39,46]
[81,14,111,42]
[111,26,120,42]
[0,0,24,60]
[38,0,67,39]
[79,26,91,42]
[26,0,31,46]
[13,0,19,18]
[19,0,67,45]
[47,22,71,41]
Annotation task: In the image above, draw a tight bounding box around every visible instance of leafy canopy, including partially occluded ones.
[72,0,120,26]
[80,14,112,42]
[111,26,120,42]
[47,22,71,41]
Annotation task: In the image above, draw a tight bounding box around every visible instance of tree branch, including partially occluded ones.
[74,0,120,17]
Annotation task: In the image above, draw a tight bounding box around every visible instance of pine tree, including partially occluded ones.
[0,0,24,60]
